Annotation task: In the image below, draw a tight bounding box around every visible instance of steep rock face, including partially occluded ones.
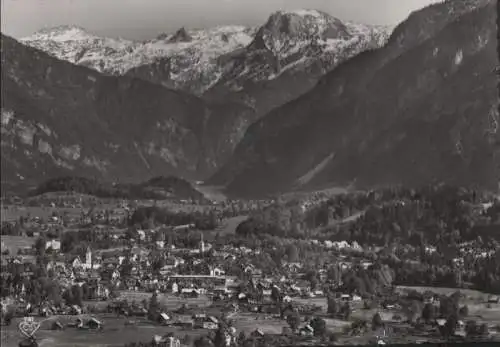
[211,0,499,197]
[1,34,253,185]
[20,12,392,142]
[204,10,392,118]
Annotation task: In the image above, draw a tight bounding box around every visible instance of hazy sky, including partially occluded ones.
[2,0,442,40]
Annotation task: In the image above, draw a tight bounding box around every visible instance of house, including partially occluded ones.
[71,305,82,315]
[171,282,179,294]
[318,269,328,282]
[193,314,219,329]
[181,288,205,296]
[222,328,236,347]
[250,329,265,338]
[175,316,194,328]
[436,319,447,327]
[299,324,314,336]
[361,261,373,270]
[71,257,83,269]
[284,262,303,273]
[101,269,120,282]
[203,316,219,330]
[352,294,362,302]
[153,336,180,347]
[340,294,352,302]
[210,267,225,277]
[159,313,171,325]
[312,290,325,297]
[173,224,195,232]
[46,260,66,272]
[423,295,435,304]
[160,258,180,274]
[243,265,255,274]
[130,248,147,262]
[45,240,61,251]
[487,295,499,303]
[244,265,263,278]
[136,230,146,241]
[294,280,310,293]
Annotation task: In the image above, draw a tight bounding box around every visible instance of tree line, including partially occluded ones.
[31,175,207,202]
[233,185,500,293]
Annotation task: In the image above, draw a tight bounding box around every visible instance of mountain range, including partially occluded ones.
[20,11,391,120]
[210,0,500,197]
[2,1,499,197]
[1,10,390,190]
[1,33,254,185]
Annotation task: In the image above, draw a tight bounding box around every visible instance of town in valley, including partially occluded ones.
[1,177,500,347]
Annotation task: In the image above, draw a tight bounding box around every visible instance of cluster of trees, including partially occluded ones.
[122,295,337,347]
[233,185,500,293]
[241,185,498,246]
[0,260,61,305]
[55,206,224,253]
[62,284,96,307]
[59,229,119,254]
[31,175,207,202]
[129,206,218,230]
[332,289,492,340]
[0,221,22,236]
[338,263,394,296]
[419,291,489,338]
[1,259,111,314]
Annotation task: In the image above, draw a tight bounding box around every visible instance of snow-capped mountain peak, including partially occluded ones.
[25,25,97,42]
[225,9,392,87]
[260,9,349,41]
[21,25,257,93]
[20,13,392,96]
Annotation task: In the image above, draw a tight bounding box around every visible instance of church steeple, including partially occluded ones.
[200,232,205,253]
[85,246,92,267]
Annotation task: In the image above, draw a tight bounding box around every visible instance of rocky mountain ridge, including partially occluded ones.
[21,10,393,117]
[2,9,393,190]
[1,33,254,186]
[210,0,499,197]
[204,10,392,117]
[20,24,257,95]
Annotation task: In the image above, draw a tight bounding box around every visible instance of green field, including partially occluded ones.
[1,308,284,347]
[1,293,211,347]
[2,291,500,347]
[0,314,202,347]
[231,313,286,334]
